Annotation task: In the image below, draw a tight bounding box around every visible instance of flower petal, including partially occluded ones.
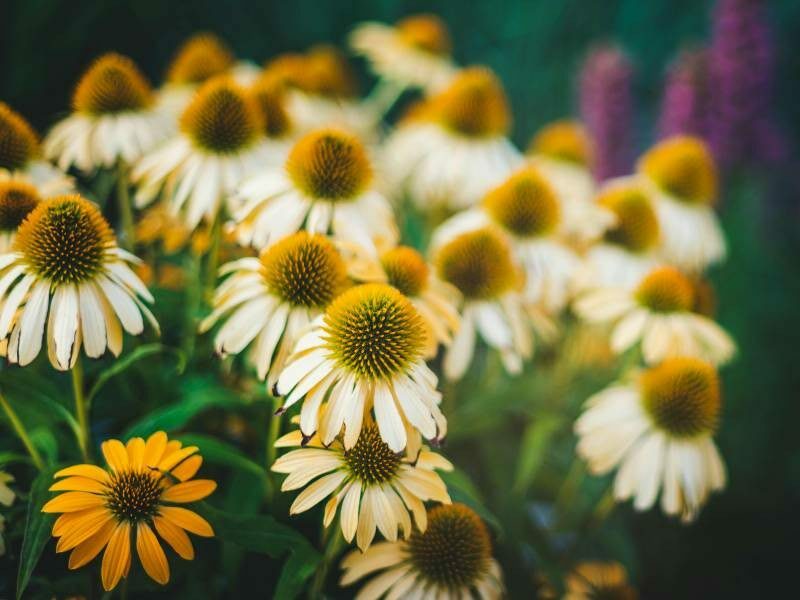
[136,522,170,585]
[161,480,217,503]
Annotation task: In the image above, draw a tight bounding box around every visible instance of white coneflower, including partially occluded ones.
[0,180,41,252]
[0,102,73,195]
[44,53,172,173]
[637,135,725,273]
[574,265,735,365]
[247,75,297,165]
[340,503,504,600]
[0,194,157,370]
[526,120,612,245]
[384,67,522,212]
[575,179,663,291]
[132,77,270,230]
[200,232,349,387]
[272,423,451,551]
[433,227,535,379]
[275,283,446,453]
[575,357,727,522]
[564,561,638,600]
[231,127,397,252]
[350,14,457,93]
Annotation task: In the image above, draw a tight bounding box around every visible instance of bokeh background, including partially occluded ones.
[3,1,799,598]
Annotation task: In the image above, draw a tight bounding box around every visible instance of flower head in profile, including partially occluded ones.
[272,421,451,550]
[276,283,446,453]
[0,179,41,251]
[350,13,457,92]
[232,127,397,251]
[43,431,216,591]
[564,561,638,600]
[637,135,725,272]
[200,231,350,386]
[0,102,73,195]
[0,194,157,370]
[384,67,521,212]
[132,76,271,230]
[575,357,726,521]
[340,503,504,599]
[574,265,735,365]
[44,53,172,173]
[433,227,536,380]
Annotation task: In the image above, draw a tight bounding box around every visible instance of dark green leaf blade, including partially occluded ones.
[176,434,266,480]
[17,466,57,599]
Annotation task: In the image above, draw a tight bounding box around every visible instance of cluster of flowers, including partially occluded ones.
[0,11,738,599]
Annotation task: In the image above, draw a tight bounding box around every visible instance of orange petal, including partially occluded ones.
[153,516,194,560]
[159,446,199,472]
[161,480,217,504]
[101,440,129,473]
[126,437,146,471]
[171,455,202,482]
[69,519,116,570]
[56,509,113,553]
[158,507,214,537]
[143,431,168,467]
[43,492,105,513]
[50,477,108,494]
[101,522,130,591]
[53,506,107,537]
[136,522,170,585]
[54,464,111,483]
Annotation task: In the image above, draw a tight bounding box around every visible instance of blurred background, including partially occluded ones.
[3,1,799,598]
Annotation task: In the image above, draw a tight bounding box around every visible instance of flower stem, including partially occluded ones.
[204,216,222,301]
[310,520,345,598]
[71,359,91,461]
[264,397,282,503]
[0,389,44,470]
[116,162,135,252]
[364,79,406,124]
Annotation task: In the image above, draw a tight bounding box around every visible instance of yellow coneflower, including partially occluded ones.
[275,283,446,453]
[0,194,157,370]
[575,357,727,521]
[247,75,297,163]
[0,179,41,251]
[384,67,522,211]
[43,431,216,591]
[232,127,397,252]
[272,421,451,551]
[340,503,504,599]
[44,54,172,173]
[637,135,725,272]
[564,561,638,600]
[200,231,349,386]
[526,120,612,245]
[576,179,662,291]
[132,76,272,230]
[574,265,735,365]
[349,14,457,92]
[433,227,537,380]
[0,102,73,195]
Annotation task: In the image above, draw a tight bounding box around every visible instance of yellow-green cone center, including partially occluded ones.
[598,186,660,253]
[635,266,694,313]
[73,53,154,115]
[639,136,717,205]
[105,470,162,523]
[0,102,39,171]
[436,228,517,300]
[343,425,401,485]
[483,167,561,238]
[0,181,40,232]
[381,246,429,297]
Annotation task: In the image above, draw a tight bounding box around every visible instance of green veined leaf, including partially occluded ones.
[0,451,30,467]
[441,469,504,536]
[176,434,266,480]
[17,466,57,599]
[274,542,322,600]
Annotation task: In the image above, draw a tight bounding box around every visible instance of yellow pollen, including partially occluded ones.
[250,77,293,138]
[529,120,593,167]
[72,53,154,115]
[641,357,721,437]
[0,102,40,171]
[180,77,262,154]
[286,128,372,200]
[635,266,694,313]
[15,194,114,284]
[259,232,347,308]
[435,228,518,300]
[323,283,425,380]
[483,167,561,238]
[105,470,163,523]
[381,246,430,297]
[167,33,235,85]
[639,135,718,205]
[396,14,452,56]
[597,185,660,252]
[427,67,511,138]
[304,45,359,98]
[0,180,41,232]
[262,53,312,91]
[343,425,401,485]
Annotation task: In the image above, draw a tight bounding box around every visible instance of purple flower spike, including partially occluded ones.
[658,48,711,141]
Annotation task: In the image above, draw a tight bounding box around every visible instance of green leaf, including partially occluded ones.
[29,428,58,465]
[274,543,322,600]
[176,434,266,480]
[17,466,57,599]
[87,343,185,405]
[0,451,30,467]
[441,469,504,536]
[512,414,564,494]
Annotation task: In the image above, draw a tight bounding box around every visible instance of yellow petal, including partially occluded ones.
[161,480,217,504]
[143,431,168,467]
[43,492,105,513]
[126,437,146,471]
[171,455,202,482]
[56,509,113,553]
[159,507,214,537]
[136,522,170,585]
[153,516,194,560]
[101,522,131,591]
[69,519,116,570]
[53,506,107,537]
[101,440,129,473]
[54,464,110,483]
[159,446,199,472]
[50,477,108,494]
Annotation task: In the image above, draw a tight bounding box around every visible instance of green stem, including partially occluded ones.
[364,79,406,123]
[0,390,44,470]
[204,216,222,301]
[554,457,586,528]
[116,163,135,252]
[71,359,91,461]
[264,398,282,503]
[309,521,345,599]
